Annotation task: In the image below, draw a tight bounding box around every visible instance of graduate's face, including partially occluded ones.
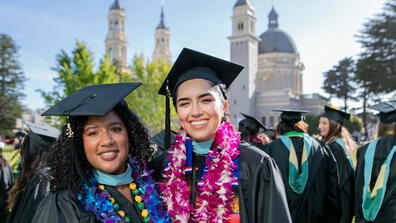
[82,110,130,175]
[176,78,228,142]
[318,117,330,137]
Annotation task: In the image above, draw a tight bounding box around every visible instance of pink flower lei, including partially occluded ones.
[159,122,240,223]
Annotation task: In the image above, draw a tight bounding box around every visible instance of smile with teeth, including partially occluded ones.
[99,150,119,161]
[191,120,208,126]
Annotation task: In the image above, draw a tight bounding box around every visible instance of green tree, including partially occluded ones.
[322,57,357,111]
[356,0,396,94]
[305,115,320,136]
[38,41,121,107]
[124,56,178,134]
[344,115,363,133]
[0,34,26,135]
[38,41,123,127]
[354,56,381,136]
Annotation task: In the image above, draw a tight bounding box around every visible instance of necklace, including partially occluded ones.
[78,158,170,223]
[96,182,150,223]
[160,122,240,223]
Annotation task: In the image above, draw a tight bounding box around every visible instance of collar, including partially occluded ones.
[192,138,214,154]
[93,163,133,186]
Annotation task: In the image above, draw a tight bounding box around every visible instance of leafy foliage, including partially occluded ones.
[124,56,178,134]
[305,115,320,136]
[344,115,363,133]
[0,34,26,135]
[322,57,357,111]
[38,41,121,107]
[37,41,123,127]
[356,0,396,94]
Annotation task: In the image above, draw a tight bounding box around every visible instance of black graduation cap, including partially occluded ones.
[24,122,61,139]
[158,48,244,96]
[151,130,177,151]
[240,113,267,132]
[42,83,142,117]
[273,109,310,123]
[23,121,60,150]
[322,105,350,125]
[158,48,244,150]
[369,101,396,124]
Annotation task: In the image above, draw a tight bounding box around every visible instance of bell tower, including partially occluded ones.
[105,0,128,72]
[153,1,171,63]
[228,0,259,124]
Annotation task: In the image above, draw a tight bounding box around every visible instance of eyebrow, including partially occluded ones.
[84,121,124,131]
[177,92,213,103]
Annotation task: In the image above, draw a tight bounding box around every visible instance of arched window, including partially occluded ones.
[237,22,244,31]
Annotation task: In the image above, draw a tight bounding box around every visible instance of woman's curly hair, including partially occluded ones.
[46,101,152,192]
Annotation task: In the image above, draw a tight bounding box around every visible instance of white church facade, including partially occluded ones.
[103,0,329,128]
[228,0,329,127]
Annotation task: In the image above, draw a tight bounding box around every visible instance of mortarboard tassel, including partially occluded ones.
[165,81,171,151]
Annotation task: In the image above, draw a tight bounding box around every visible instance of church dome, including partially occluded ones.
[258,7,297,54]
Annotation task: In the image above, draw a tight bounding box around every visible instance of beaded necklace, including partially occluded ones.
[96,182,150,222]
[78,158,170,223]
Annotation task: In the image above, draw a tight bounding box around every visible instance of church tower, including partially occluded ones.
[152,2,171,63]
[228,0,259,124]
[105,0,128,72]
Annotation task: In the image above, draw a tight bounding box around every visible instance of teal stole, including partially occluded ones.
[279,131,312,194]
[93,163,133,186]
[335,138,354,169]
[362,139,396,221]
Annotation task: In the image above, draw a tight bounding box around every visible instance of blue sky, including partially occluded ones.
[0,0,387,111]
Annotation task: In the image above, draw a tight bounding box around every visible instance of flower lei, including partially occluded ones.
[160,122,240,223]
[78,158,170,223]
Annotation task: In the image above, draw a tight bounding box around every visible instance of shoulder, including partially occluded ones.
[33,189,94,223]
[238,142,281,178]
[238,142,274,165]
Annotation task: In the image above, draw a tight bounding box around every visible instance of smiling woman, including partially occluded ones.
[31,83,170,223]
[155,48,292,223]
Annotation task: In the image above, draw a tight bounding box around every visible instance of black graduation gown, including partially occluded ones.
[0,160,13,222]
[32,185,146,223]
[354,134,396,223]
[263,136,340,223]
[7,168,51,223]
[155,142,292,223]
[326,141,354,223]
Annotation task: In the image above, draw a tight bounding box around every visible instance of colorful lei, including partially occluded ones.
[78,158,170,223]
[160,122,240,223]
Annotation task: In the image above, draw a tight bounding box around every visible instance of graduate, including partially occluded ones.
[263,109,340,223]
[32,83,169,223]
[354,101,396,223]
[0,143,12,222]
[156,48,292,223]
[7,122,60,223]
[238,113,271,149]
[318,106,356,223]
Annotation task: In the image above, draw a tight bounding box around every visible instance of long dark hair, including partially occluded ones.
[7,132,55,209]
[239,120,259,142]
[46,101,152,192]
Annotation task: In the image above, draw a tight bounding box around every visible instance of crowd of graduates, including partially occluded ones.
[0,48,394,223]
